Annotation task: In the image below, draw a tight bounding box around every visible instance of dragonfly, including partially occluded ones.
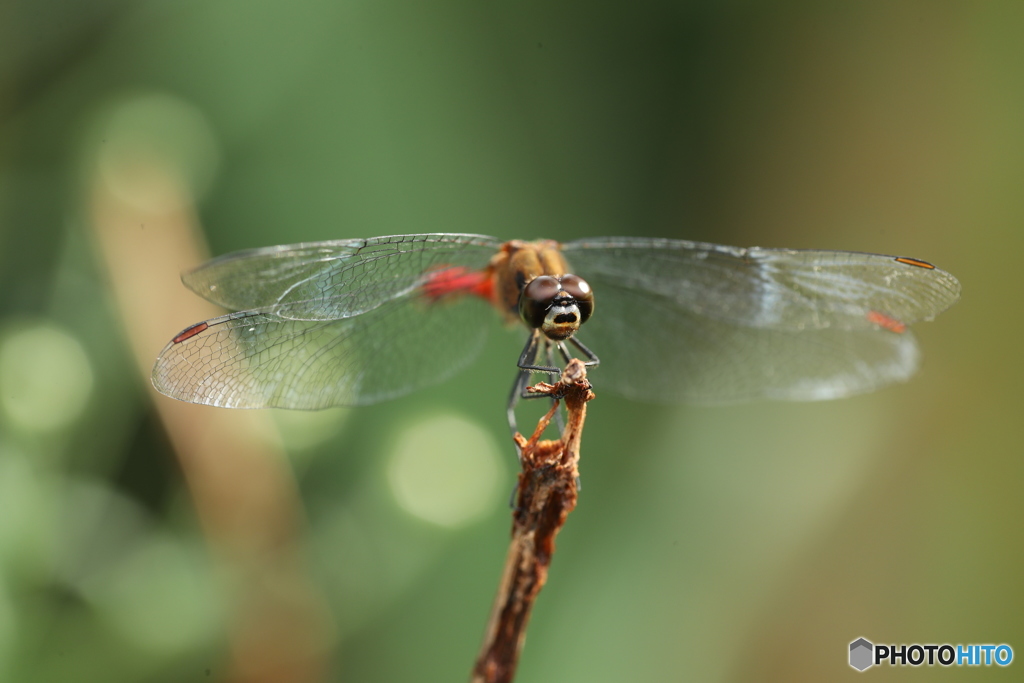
[152,233,961,434]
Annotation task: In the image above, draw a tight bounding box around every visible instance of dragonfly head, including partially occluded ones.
[519,274,594,341]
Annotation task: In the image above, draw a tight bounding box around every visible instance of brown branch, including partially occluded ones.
[471,359,595,683]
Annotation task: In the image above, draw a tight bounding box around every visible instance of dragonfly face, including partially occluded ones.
[487,239,595,341]
[517,274,594,341]
[152,233,960,417]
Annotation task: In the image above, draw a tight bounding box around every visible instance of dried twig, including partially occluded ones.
[471,359,595,683]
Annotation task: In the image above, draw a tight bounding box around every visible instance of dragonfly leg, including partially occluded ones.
[547,342,566,434]
[555,340,573,364]
[517,328,560,374]
[568,335,600,367]
[508,332,555,443]
[506,367,531,441]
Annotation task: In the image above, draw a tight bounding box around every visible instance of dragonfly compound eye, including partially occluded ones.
[519,276,561,329]
[559,274,594,324]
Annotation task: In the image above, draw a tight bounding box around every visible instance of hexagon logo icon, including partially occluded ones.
[850,638,874,671]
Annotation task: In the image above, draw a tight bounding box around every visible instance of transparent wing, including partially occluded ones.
[572,284,922,403]
[152,291,495,409]
[562,237,961,403]
[183,233,504,320]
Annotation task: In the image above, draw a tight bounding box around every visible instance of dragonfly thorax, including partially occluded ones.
[518,274,594,341]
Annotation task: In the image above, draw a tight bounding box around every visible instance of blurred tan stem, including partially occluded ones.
[88,163,332,683]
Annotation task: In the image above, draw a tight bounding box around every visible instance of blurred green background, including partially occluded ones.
[1,1,1020,681]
